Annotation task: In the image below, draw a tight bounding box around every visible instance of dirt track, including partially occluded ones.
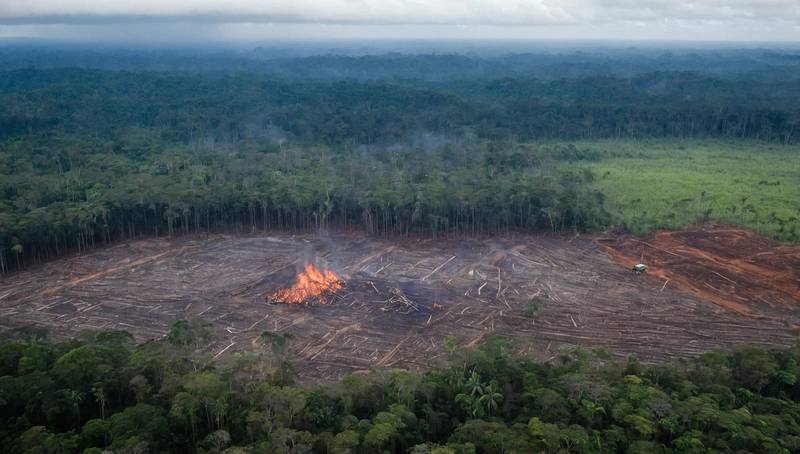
[0,230,797,381]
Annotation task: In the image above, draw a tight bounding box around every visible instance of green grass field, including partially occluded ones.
[569,140,800,242]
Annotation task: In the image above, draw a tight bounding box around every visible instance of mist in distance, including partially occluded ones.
[0,0,798,43]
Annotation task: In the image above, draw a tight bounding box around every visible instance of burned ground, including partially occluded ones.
[0,230,798,381]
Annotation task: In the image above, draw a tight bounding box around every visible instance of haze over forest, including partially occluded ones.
[2,0,799,42]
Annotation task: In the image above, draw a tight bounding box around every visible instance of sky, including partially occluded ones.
[0,0,798,43]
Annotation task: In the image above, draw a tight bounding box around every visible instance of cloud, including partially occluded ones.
[0,1,797,42]
[0,0,796,27]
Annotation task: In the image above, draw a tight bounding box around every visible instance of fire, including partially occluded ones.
[269,263,342,304]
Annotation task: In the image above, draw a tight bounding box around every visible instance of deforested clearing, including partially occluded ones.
[1,228,796,381]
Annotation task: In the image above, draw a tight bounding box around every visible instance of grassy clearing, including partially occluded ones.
[569,140,800,242]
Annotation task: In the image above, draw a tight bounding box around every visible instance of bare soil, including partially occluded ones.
[597,224,800,322]
[1,229,797,381]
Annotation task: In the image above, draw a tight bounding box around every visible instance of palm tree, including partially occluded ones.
[92,385,107,420]
[454,392,482,418]
[479,382,503,416]
[64,389,85,426]
[465,370,484,397]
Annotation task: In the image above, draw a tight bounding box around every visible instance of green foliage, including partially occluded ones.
[2,66,798,272]
[4,330,800,452]
[14,426,78,453]
[450,420,529,453]
[78,419,108,449]
[411,443,476,454]
[108,404,168,449]
[331,429,360,453]
[527,417,560,449]
[0,129,613,272]
[168,319,213,348]
[0,49,798,273]
[584,140,800,241]
[53,345,128,392]
[524,297,545,318]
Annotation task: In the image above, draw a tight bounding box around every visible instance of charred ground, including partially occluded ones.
[0,228,798,381]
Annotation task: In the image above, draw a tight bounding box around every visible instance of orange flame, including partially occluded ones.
[270,263,342,304]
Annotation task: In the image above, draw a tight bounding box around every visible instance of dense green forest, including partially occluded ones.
[2,67,799,143]
[1,45,799,271]
[2,324,800,453]
[0,132,611,272]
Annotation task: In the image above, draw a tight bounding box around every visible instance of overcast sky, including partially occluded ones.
[1,0,798,42]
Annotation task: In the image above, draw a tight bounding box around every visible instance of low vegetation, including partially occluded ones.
[581,140,800,241]
[2,324,800,453]
[524,297,546,318]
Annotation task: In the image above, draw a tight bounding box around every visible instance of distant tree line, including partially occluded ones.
[0,132,608,271]
[1,61,799,270]
[1,69,798,144]
[3,45,800,82]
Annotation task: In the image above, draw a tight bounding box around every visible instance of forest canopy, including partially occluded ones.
[2,325,800,453]
[0,45,799,270]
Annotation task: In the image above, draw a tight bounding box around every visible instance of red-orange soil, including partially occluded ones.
[597,225,800,324]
